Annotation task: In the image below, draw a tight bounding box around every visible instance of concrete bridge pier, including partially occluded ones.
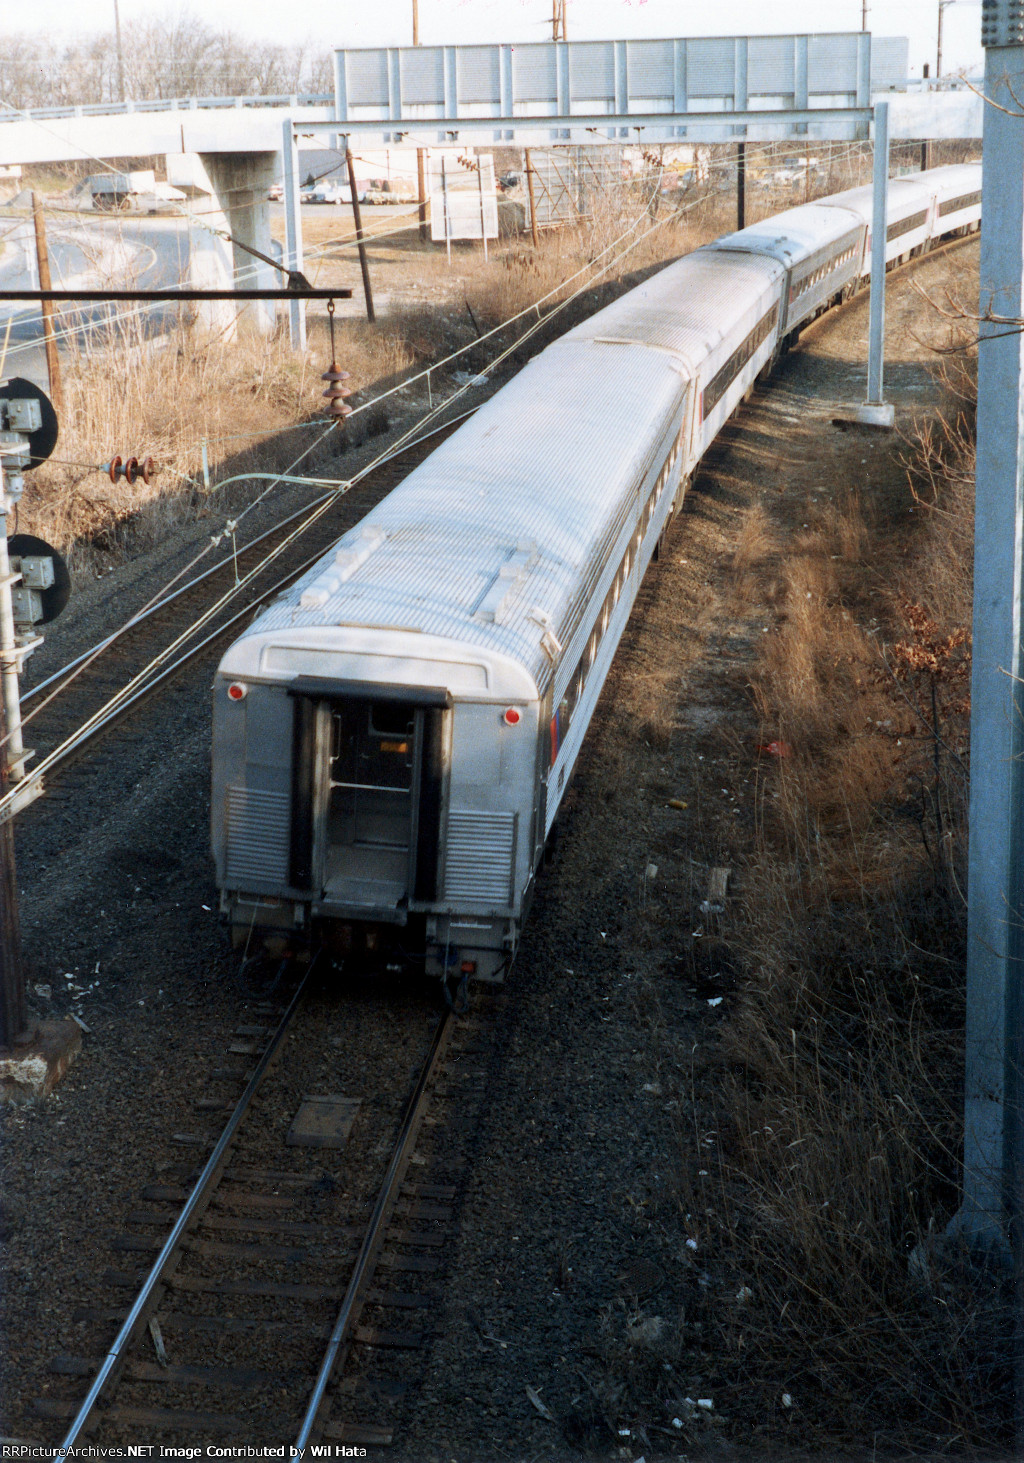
[167,151,278,339]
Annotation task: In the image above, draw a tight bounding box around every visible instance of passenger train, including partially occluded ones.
[211,161,982,982]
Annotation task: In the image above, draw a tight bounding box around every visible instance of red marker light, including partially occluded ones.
[504,707,521,726]
[227,682,247,701]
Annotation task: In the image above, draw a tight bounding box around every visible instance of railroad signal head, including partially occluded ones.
[0,378,58,470]
[7,534,71,624]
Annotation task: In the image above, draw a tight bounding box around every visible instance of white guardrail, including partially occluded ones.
[0,94,333,125]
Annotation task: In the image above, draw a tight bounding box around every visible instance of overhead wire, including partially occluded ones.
[0,128,894,796]
[0,161,675,796]
[0,136,883,775]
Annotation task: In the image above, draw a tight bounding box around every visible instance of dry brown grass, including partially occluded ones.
[674,410,1005,1450]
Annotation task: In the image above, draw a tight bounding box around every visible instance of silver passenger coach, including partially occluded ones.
[211,163,981,983]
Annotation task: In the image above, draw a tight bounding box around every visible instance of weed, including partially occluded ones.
[671,397,1006,1450]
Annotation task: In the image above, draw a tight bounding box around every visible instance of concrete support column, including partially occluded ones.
[282,118,306,351]
[166,150,277,339]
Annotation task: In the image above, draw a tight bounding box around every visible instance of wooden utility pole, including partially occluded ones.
[525,149,540,248]
[32,194,62,413]
[113,0,126,103]
[937,0,954,80]
[413,0,429,243]
[346,149,376,323]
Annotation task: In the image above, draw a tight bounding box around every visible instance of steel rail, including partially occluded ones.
[45,533,349,765]
[294,1006,455,1449]
[22,407,479,711]
[51,960,317,1458]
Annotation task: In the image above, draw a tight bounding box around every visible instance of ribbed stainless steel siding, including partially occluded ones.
[822,177,936,229]
[444,810,516,904]
[248,339,686,696]
[712,202,867,268]
[225,786,291,885]
[563,248,782,366]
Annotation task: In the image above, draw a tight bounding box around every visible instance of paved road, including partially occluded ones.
[0,212,191,388]
[0,202,419,387]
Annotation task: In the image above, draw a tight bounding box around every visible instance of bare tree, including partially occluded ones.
[2,9,331,110]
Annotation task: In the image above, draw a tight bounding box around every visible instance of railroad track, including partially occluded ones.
[11,229,979,819]
[10,406,478,818]
[30,961,495,1450]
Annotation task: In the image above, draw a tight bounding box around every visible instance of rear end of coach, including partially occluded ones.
[211,648,541,983]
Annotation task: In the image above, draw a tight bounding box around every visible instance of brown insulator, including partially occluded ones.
[123,456,140,486]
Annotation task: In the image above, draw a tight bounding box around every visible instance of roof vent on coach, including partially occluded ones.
[299,524,387,609]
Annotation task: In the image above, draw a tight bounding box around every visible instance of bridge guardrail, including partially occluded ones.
[1,94,332,124]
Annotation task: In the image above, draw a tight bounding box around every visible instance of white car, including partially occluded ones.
[307,180,366,205]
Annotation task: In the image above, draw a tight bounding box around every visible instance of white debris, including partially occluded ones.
[707,997,723,1008]
[736,1285,753,1304]
[699,900,725,916]
[671,1417,684,1429]
[33,983,51,1001]
[685,1238,698,1251]
[697,1398,713,1411]
[782,1393,793,1408]
[645,862,658,880]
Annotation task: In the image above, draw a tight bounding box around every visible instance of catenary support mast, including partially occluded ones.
[956,1,1024,1257]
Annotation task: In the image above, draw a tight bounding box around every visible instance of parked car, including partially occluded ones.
[304,180,366,205]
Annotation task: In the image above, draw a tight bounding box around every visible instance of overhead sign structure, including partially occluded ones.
[332,32,908,146]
